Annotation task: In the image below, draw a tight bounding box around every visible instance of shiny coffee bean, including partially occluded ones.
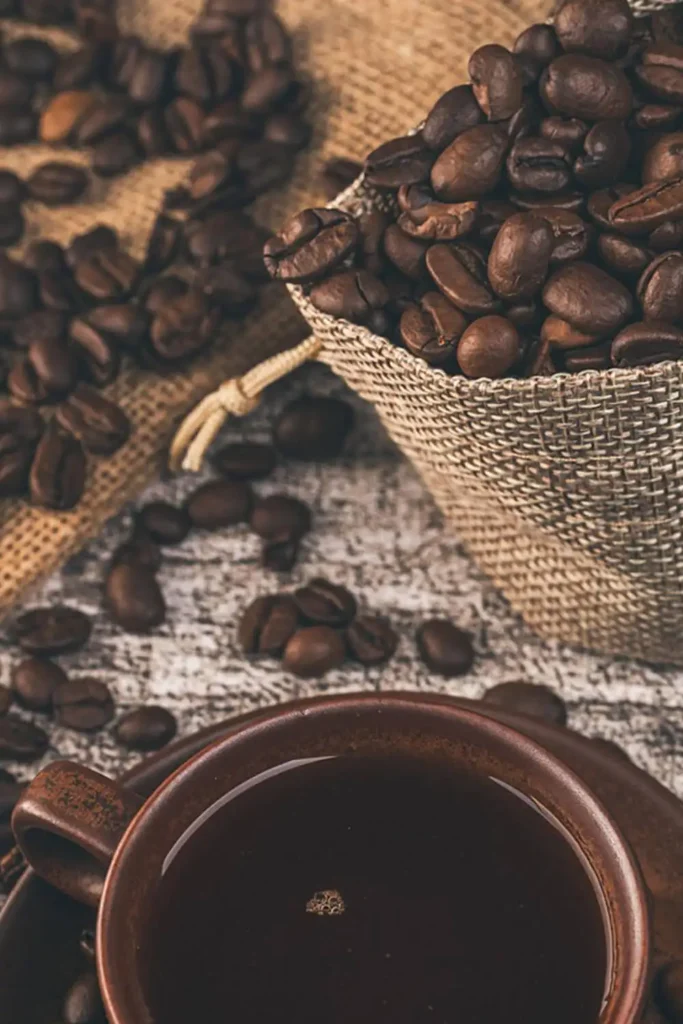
[554,0,633,60]
[105,563,166,633]
[573,120,630,190]
[636,43,683,104]
[137,502,191,545]
[75,248,139,300]
[142,276,187,314]
[643,132,683,184]
[541,314,603,350]
[397,186,478,241]
[426,243,499,315]
[634,102,682,131]
[144,214,182,274]
[540,55,633,121]
[598,233,652,279]
[294,578,356,626]
[608,176,683,234]
[539,115,588,151]
[74,95,130,145]
[241,63,295,114]
[11,657,68,711]
[7,358,51,405]
[383,223,430,280]
[587,183,636,229]
[92,131,140,177]
[506,137,572,194]
[457,315,520,378]
[468,44,523,122]
[111,533,162,574]
[488,213,553,301]
[561,340,612,371]
[638,252,683,321]
[346,614,398,666]
[482,681,568,725]
[62,972,104,1024]
[0,715,48,761]
[239,594,300,655]
[56,384,130,456]
[148,289,219,364]
[416,619,474,676]
[137,108,172,157]
[186,479,252,529]
[283,626,346,678]
[542,261,633,334]
[29,422,86,511]
[310,269,388,326]
[612,321,683,366]
[54,678,114,732]
[399,292,466,365]
[250,494,311,541]
[185,209,266,269]
[69,317,120,387]
[421,85,483,152]
[213,442,276,480]
[67,224,118,268]
[274,396,354,461]
[165,97,204,152]
[13,309,66,350]
[15,604,91,656]
[431,123,508,201]
[513,24,559,67]
[114,706,177,751]
[264,208,358,284]
[540,208,591,263]
[27,162,89,206]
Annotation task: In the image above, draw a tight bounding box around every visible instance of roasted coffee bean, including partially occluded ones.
[105,563,166,633]
[457,315,520,378]
[56,384,130,456]
[15,604,91,656]
[573,120,630,190]
[416,619,475,677]
[149,289,219,363]
[264,112,310,149]
[634,102,682,131]
[0,108,37,145]
[504,93,543,139]
[513,23,559,67]
[53,44,104,90]
[541,314,603,350]
[643,132,683,184]
[127,47,168,105]
[293,578,356,626]
[264,208,358,284]
[488,213,553,301]
[29,422,86,511]
[431,123,508,201]
[54,677,114,731]
[137,502,191,545]
[399,292,466,365]
[143,214,181,275]
[283,625,346,678]
[540,55,633,121]
[75,248,139,300]
[7,359,50,405]
[250,494,311,541]
[638,252,683,321]
[0,70,34,108]
[506,299,542,330]
[114,706,177,751]
[186,479,252,529]
[0,171,22,207]
[561,340,612,371]
[539,115,588,151]
[188,146,237,202]
[11,657,67,711]
[240,140,294,196]
[91,131,140,177]
[468,44,523,122]
[137,107,172,157]
[598,233,652,279]
[27,162,89,206]
[0,715,48,761]
[0,403,42,497]
[245,11,291,71]
[396,190,478,242]
[383,223,430,280]
[612,320,683,366]
[26,331,78,397]
[74,94,129,145]
[241,62,295,114]
[320,156,363,198]
[587,182,636,229]
[554,0,633,60]
[543,261,633,334]
[39,90,97,144]
[86,303,150,352]
[539,208,591,264]
[655,961,683,1024]
[5,38,58,80]
[186,209,266,271]
[0,400,43,444]
[355,208,388,275]
[142,275,187,314]
[213,442,276,480]
[608,176,683,235]
[273,396,354,461]
[67,224,118,268]
[111,534,162,574]
[482,681,568,725]
[165,97,205,152]
[201,101,259,148]
[506,137,572,193]
[239,594,299,655]
[426,243,499,315]
[0,205,23,247]
[0,255,37,319]
[175,43,234,105]
[262,538,299,571]
[69,317,120,387]
[309,269,388,326]
[421,85,483,153]
[24,240,66,275]
[346,614,398,666]
[636,42,683,104]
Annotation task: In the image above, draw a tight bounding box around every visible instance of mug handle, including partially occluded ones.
[12,760,143,908]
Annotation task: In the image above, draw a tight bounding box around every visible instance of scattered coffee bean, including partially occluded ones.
[0,714,48,761]
[186,479,252,529]
[416,619,474,677]
[29,422,86,510]
[111,534,162,574]
[15,605,91,656]
[62,972,104,1024]
[273,396,354,461]
[294,577,356,626]
[264,208,358,284]
[53,677,114,731]
[250,494,311,541]
[283,625,346,678]
[213,442,276,480]
[138,502,191,545]
[104,563,166,633]
[114,706,178,751]
[27,161,90,206]
[239,594,299,655]
[346,614,398,666]
[11,657,67,711]
[56,384,130,456]
[482,682,568,726]
[612,321,683,367]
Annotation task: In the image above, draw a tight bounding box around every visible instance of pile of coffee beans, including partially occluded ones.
[0,0,311,510]
[266,0,683,379]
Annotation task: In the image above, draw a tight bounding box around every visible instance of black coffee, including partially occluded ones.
[141,754,608,1024]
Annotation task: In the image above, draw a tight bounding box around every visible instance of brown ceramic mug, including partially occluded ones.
[13,694,650,1024]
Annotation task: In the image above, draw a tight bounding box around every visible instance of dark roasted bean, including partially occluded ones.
[114,706,177,751]
[482,681,568,724]
[416,619,475,676]
[11,657,67,711]
[573,120,630,189]
[54,678,114,732]
[598,233,652,279]
[513,24,559,67]
[15,604,91,656]
[422,85,483,152]
[426,243,499,315]
[250,494,311,541]
[104,563,166,633]
[643,131,683,184]
[264,207,360,284]
[431,124,508,201]
[309,269,388,325]
[239,594,299,655]
[608,176,683,234]
[468,44,523,122]
[75,248,139,300]
[399,292,466,365]
[562,340,612,371]
[273,396,354,461]
[213,442,276,480]
[506,137,572,194]
[293,577,356,626]
[149,289,220,363]
[91,131,140,177]
[67,224,118,268]
[539,208,591,264]
[165,97,204,152]
[346,614,398,666]
[69,317,120,387]
[488,213,553,300]
[27,162,89,206]
[56,383,130,455]
[383,223,430,280]
[543,261,633,334]
[29,422,86,511]
[0,715,48,761]
[638,251,683,321]
[540,55,633,121]
[186,479,252,529]
[457,315,521,378]
[0,255,37,319]
[138,502,191,545]
[111,534,162,574]
[283,626,345,678]
[612,320,683,366]
[554,0,633,60]
[636,42,683,104]
[74,94,129,145]
[541,314,603,351]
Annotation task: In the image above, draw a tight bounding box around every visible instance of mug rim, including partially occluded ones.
[97,693,650,1024]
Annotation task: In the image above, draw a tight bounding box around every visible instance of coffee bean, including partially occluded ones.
[105,563,166,633]
[0,420,39,498]
[396,187,479,242]
[39,90,97,144]
[5,38,58,80]
[15,605,91,656]
[273,396,354,461]
[634,103,682,131]
[541,314,603,350]
[0,255,37,319]
[137,502,191,546]
[69,317,120,387]
[186,479,252,529]
[587,183,636,229]
[27,330,78,397]
[655,961,683,1024]
[293,578,356,626]
[643,132,683,184]
[239,594,299,655]
[0,715,48,761]
[149,289,220,363]
[86,303,150,352]
[365,135,433,188]
[543,261,633,334]
[346,614,398,666]
[263,112,310,149]
[111,534,162,574]
[176,43,234,105]
[264,208,358,284]
[165,97,204,153]
[250,494,311,541]
[128,47,169,106]
[241,62,295,114]
[513,23,559,67]
[457,316,521,378]
[11,657,67,711]
[431,124,508,201]
[67,224,118,268]
[74,94,129,145]
[142,276,187,314]
[597,234,651,280]
[488,213,553,301]
[201,102,259,148]
[383,223,430,280]
[54,44,103,90]
[554,0,633,60]
[24,241,66,275]
[309,269,388,326]
[143,214,181,274]
[506,137,573,194]
[540,208,592,264]
[7,358,50,405]
[245,11,291,71]
[482,681,567,725]
[416,619,474,676]
[29,422,86,511]
[0,108,37,145]
[399,292,466,365]
[114,706,177,751]
[539,115,588,151]
[262,538,299,571]
[91,131,140,177]
[573,120,630,190]
[320,156,363,198]
[561,341,611,371]
[283,625,346,678]
[62,972,103,1024]
[27,162,89,206]
[469,44,523,122]
[610,176,683,235]
[213,442,276,480]
[540,55,632,121]
[638,252,683,321]
[185,209,266,269]
[137,107,172,157]
[56,384,130,456]
[612,321,683,367]
[426,244,499,315]
[0,70,34,107]
[422,85,483,152]
[636,43,683,104]
[75,248,139,300]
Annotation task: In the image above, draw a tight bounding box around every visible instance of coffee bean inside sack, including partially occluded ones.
[266,0,683,379]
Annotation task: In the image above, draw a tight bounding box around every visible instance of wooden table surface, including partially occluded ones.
[1,364,682,799]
